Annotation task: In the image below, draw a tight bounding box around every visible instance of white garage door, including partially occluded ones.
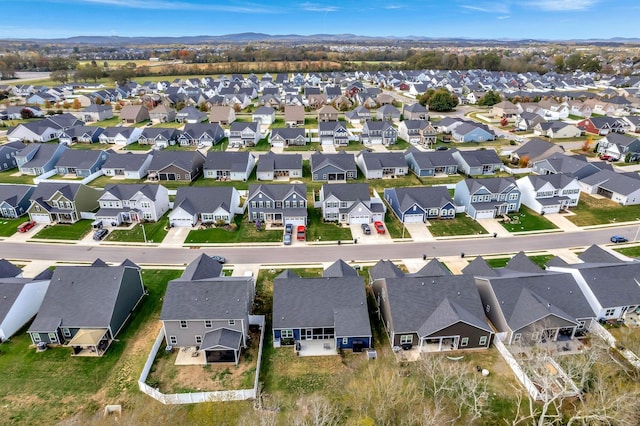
[170,218,194,227]
[475,210,495,219]
[349,215,370,224]
[403,214,424,223]
[30,213,51,224]
[271,141,284,148]
[284,217,306,226]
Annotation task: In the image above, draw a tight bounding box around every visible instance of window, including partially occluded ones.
[479,336,488,346]
[513,333,522,343]
[228,320,236,326]
[195,335,202,345]
[531,332,540,342]
[485,304,491,313]
[508,193,519,201]
[48,332,58,343]
[578,320,585,329]
[342,337,348,345]
[140,201,150,208]
[62,328,71,338]
[251,201,256,208]
[605,308,615,317]
[322,174,327,180]
[176,174,181,181]
[143,213,153,220]
[461,337,469,347]
[347,171,355,178]
[281,329,293,339]
[169,336,177,345]
[205,320,212,328]
[32,333,41,343]
[180,320,188,329]
[400,335,413,344]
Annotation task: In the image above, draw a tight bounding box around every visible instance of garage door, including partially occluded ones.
[30,213,51,224]
[284,217,305,226]
[475,210,495,219]
[170,218,193,227]
[349,215,370,224]
[403,214,424,223]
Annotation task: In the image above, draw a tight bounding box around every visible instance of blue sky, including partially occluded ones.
[1,0,639,40]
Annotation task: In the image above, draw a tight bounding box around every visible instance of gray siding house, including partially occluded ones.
[54,149,109,177]
[355,150,408,179]
[310,151,357,181]
[405,149,458,177]
[247,183,307,226]
[454,177,521,219]
[16,143,69,176]
[0,184,36,218]
[317,183,385,224]
[256,152,303,181]
[451,149,503,176]
[204,151,256,181]
[384,186,456,223]
[169,186,242,227]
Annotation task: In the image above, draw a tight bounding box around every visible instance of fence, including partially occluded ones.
[502,165,533,175]
[494,339,542,401]
[35,169,104,185]
[139,315,266,404]
[591,322,640,369]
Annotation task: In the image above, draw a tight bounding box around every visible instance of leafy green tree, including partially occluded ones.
[109,68,134,86]
[51,69,70,84]
[478,90,501,107]
[427,89,458,112]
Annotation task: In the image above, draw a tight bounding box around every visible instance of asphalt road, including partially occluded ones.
[3,225,635,266]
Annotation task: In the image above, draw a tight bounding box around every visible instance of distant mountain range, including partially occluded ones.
[2,33,640,45]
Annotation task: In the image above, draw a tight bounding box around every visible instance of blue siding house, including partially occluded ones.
[454,177,521,219]
[405,149,458,177]
[384,186,456,223]
[0,184,36,218]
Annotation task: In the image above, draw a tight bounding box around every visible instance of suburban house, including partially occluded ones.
[203,151,256,181]
[119,105,149,124]
[175,106,207,124]
[78,104,113,122]
[252,106,276,126]
[372,272,493,353]
[28,182,101,224]
[384,186,456,223]
[516,174,581,214]
[316,183,385,224]
[318,121,349,146]
[169,186,242,227]
[310,151,357,181]
[452,123,496,142]
[454,177,521,219]
[451,149,503,176]
[405,149,458,177]
[0,184,36,218]
[475,264,595,346]
[98,126,143,146]
[54,149,109,177]
[246,183,307,226]
[60,126,104,145]
[534,121,582,139]
[397,120,437,146]
[209,105,236,125]
[161,270,254,366]
[269,127,307,147]
[178,123,225,147]
[284,105,305,127]
[532,152,610,180]
[355,151,408,179]
[515,111,547,132]
[149,104,177,124]
[317,104,339,122]
[577,116,626,135]
[344,106,371,125]
[15,143,68,176]
[27,262,145,356]
[138,127,178,148]
[376,104,401,121]
[256,152,303,181]
[0,275,50,341]
[491,100,518,118]
[7,118,65,143]
[147,150,205,182]
[272,262,372,354]
[579,169,640,205]
[510,138,564,166]
[229,121,261,147]
[96,183,170,226]
[360,120,398,146]
[402,103,429,120]
[596,133,640,161]
[0,141,25,171]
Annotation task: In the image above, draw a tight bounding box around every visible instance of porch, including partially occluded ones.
[509,337,588,359]
[175,346,207,365]
[68,328,111,357]
[295,339,338,357]
[623,306,640,328]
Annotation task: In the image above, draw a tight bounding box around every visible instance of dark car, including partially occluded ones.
[93,228,109,241]
[361,223,371,235]
[610,235,628,243]
[210,255,226,264]
[436,146,449,151]
[283,233,292,245]
[285,223,293,234]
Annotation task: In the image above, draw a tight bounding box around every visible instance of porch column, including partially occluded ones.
[418,337,423,352]
[438,338,442,352]
[234,350,239,366]
[570,327,576,339]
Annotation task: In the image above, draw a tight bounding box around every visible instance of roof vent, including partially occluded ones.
[457,291,461,296]
[205,297,209,301]
[547,303,551,308]
[421,282,424,286]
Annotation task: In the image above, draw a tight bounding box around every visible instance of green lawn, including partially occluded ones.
[0,169,36,184]
[383,210,407,239]
[568,194,640,226]
[185,214,282,244]
[613,246,640,259]
[306,208,352,242]
[121,142,152,151]
[105,217,169,243]
[33,220,93,240]
[151,121,184,129]
[93,116,120,127]
[0,217,23,237]
[0,268,181,424]
[500,206,558,232]
[335,141,362,151]
[241,137,271,152]
[485,254,554,269]
[386,137,412,151]
[428,214,488,237]
[285,142,320,152]
[133,120,152,128]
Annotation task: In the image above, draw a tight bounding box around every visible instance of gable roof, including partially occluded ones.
[322,183,370,202]
[412,259,451,277]
[357,151,405,170]
[256,151,302,173]
[578,245,626,264]
[311,151,357,172]
[461,256,499,277]
[102,152,150,170]
[173,186,236,215]
[181,253,223,281]
[389,186,454,211]
[102,183,162,201]
[248,183,306,201]
[369,259,405,282]
[323,259,358,277]
[148,150,204,172]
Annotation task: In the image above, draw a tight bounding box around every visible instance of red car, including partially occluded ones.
[296,225,306,241]
[374,221,385,234]
[17,220,36,233]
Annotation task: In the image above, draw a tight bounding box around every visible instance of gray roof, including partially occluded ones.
[369,260,405,282]
[403,103,428,113]
[60,125,103,139]
[270,127,305,140]
[323,259,358,277]
[0,184,34,208]
[461,256,499,277]
[273,275,371,338]
[100,126,138,138]
[411,259,451,277]
[248,183,306,201]
[55,149,106,169]
[382,275,492,336]
[311,152,356,172]
[140,127,178,140]
[581,169,640,196]
[204,151,254,171]
[173,186,236,215]
[406,150,457,169]
[389,186,454,211]
[456,149,502,167]
[545,256,569,268]
[30,182,83,203]
[563,262,640,308]
[160,277,252,320]
[181,254,224,281]
[201,327,242,351]
[514,138,560,159]
[17,143,66,168]
[504,252,544,274]
[601,132,639,148]
[230,121,258,132]
[463,176,517,194]
[578,245,625,264]
[0,259,22,278]
[148,150,204,172]
[28,265,141,332]
[322,183,370,202]
[523,174,577,191]
[256,151,302,173]
[102,183,162,201]
[102,152,150,170]
[0,278,31,323]
[357,151,405,170]
[181,123,224,140]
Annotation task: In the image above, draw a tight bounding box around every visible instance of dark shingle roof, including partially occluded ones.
[172,186,236,215]
[181,254,223,281]
[323,259,358,277]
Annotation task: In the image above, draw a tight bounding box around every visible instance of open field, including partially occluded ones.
[568,193,640,226]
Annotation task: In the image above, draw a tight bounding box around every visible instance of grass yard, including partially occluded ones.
[568,193,640,226]
[500,206,558,232]
[105,217,169,243]
[285,142,320,152]
[613,246,640,259]
[241,137,271,152]
[484,254,554,269]
[428,214,489,237]
[93,116,120,127]
[384,210,407,239]
[306,208,353,242]
[0,217,23,237]
[0,169,36,184]
[0,268,181,425]
[33,220,93,240]
[185,215,282,244]
[151,121,184,129]
[386,137,412,151]
[121,142,152,151]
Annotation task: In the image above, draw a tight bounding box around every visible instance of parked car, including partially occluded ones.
[374,221,385,234]
[610,235,628,243]
[361,223,371,235]
[283,233,292,245]
[17,220,36,233]
[297,225,306,241]
[285,223,293,234]
[436,146,449,151]
[93,228,109,241]
[210,255,226,264]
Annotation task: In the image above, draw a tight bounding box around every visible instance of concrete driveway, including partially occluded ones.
[475,218,511,237]
[350,223,392,244]
[405,222,435,242]
[164,226,191,246]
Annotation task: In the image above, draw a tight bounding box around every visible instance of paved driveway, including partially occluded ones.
[405,222,434,242]
[350,223,392,244]
[475,218,511,237]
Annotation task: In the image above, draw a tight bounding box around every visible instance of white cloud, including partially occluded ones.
[497,15,510,19]
[61,0,275,13]
[384,4,406,9]
[460,3,509,14]
[300,2,338,12]
[526,0,598,11]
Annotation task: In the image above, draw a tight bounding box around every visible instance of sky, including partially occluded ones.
[1,0,639,40]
